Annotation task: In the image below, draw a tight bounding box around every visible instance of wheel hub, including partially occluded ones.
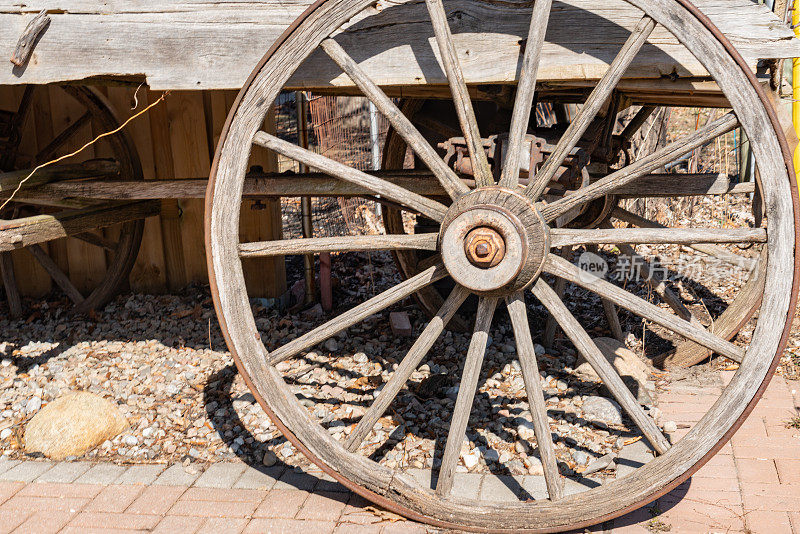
[439,188,549,296]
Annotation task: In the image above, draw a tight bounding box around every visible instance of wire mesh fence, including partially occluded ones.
[275,92,389,240]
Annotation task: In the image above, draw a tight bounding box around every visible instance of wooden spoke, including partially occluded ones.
[267,263,449,365]
[532,279,671,454]
[611,207,759,271]
[602,299,625,342]
[239,233,438,258]
[425,0,493,187]
[498,0,553,188]
[0,252,22,318]
[27,244,84,305]
[253,131,448,221]
[540,112,739,222]
[320,39,469,200]
[620,105,657,144]
[411,115,460,140]
[550,227,766,248]
[544,246,572,348]
[506,292,562,500]
[74,232,119,251]
[344,285,470,452]
[526,16,657,199]
[35,110,92,164]
[436,296,498,497]
[613,240,696,324]
[543,253,745,362]
[614,173,755,198]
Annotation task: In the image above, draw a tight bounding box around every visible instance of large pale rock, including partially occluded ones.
[24,392,128,460]
[575,337,653,387]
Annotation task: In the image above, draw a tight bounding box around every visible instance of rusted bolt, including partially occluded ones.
[464,227,505,268]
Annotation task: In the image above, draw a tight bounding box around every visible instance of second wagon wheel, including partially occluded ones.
[208,1,798,532]
[381,97,769,368]
[0,85,149,317]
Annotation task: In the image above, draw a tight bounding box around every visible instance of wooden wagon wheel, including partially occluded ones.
[207,1,798,531]
[0,85,147,316]
[382,98,768,369]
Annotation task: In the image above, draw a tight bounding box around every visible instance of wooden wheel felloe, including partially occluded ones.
[207,1,798,532]
[0,85,149,316]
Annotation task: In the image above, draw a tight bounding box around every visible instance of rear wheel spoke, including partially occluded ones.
[436,296,498,497]
[532,279,671,454]
[27,244,84,305]
[35,110,92,164]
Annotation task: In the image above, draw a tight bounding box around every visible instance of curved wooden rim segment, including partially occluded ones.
[205,0,800,531]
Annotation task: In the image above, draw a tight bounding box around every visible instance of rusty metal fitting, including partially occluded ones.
[464,227,506,268]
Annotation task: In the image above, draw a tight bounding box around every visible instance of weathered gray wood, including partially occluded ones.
[498,0,552,189]
[345,285,469,452]
[267,263,449,365]
[425,0,493,187]
[204,0,797,529]
[320,38,469,200]
[614,241,695,324]
[0,252,22,318]
[0,0,796,90]
[549,227,766,247]
[543,253,745,362]
[73,232,118,251]
[27,244,84,305]
[35,110,92,165]
[253,131,448,221]
[436,296,497,497]
[602,298,625,342]
[0,201,158,253]
[541,112,739,222]
[620,105,657,143]
[239,233,438,258]
[507,292,562,500]
[0,160,119,194]
[543,246,571,348]
[10,9,49,68]
[532,279,670,454]
[611,207,758,271]
[527,15,657,199]
[13,171,453,201]
[614,173,755,198]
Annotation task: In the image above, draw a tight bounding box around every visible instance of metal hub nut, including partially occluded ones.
[464,227,506,268]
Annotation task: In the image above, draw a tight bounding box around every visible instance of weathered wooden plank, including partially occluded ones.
[0,0,796,90]
[0,201,159,253]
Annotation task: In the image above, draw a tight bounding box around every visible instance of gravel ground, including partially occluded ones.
[0,107,783,489]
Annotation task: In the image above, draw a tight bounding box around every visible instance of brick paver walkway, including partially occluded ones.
[0,371,796,533]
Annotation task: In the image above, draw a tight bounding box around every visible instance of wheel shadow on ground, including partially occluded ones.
[202,363,350,493]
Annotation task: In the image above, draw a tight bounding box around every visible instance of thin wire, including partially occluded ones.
[0,91,171,212]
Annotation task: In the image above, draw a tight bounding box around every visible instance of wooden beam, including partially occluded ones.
[0,1,796,90]
[0,201,160,253]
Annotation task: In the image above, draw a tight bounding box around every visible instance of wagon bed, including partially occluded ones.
[0,0,798,99]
